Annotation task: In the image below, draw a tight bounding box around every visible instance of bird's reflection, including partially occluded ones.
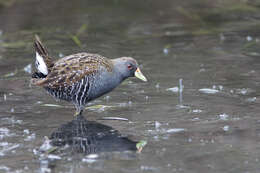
[50,115,138,154]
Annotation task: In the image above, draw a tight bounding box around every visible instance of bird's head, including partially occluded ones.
[112,57,147,82]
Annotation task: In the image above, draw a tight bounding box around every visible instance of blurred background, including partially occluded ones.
[1,0,260,172]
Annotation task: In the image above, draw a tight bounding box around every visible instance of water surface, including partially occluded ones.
[1,0,260,172]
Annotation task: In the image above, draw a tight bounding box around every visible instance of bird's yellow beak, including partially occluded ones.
[135,68,147,82]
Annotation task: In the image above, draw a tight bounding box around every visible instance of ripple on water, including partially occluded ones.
[24,133,36,141]
[0,143,20,156]
[235,88,254,95]
[82,154,99,163]
[199,88,219,94]
[1,117,23,125]
[0,166,10,172]
[0,127,15,139]
[192,109,202,113]
[219,113,229,120]
[47,154,61,160]
[148,121,186,140]
[223,125,229,132]
[166,128,186,133]
[166,87,179,93]
[245,97,257,103]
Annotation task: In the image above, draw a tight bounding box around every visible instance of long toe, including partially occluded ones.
[74,109,83,117]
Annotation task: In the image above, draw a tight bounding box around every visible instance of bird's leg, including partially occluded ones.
[74,105,83,117]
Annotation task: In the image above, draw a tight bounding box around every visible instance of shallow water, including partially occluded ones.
[1,0,260,172]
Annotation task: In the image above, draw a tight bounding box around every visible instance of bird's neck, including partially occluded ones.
[111,59,126,81]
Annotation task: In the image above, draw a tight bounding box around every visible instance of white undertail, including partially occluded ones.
[35,52,48,75]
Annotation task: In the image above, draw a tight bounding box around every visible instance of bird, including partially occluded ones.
[31,35,147,116]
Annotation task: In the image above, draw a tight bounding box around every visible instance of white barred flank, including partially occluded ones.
[81,77,89,106]
[45,76,91,108]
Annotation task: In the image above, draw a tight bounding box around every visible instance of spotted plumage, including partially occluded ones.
[35,53,113,88]
[31,35,147,116]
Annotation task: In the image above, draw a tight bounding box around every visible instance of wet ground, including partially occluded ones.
[1,0,260,172]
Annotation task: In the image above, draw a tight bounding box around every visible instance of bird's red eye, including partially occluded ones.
[127,64,132,70]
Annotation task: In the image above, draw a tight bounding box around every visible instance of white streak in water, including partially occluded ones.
[199,88,219,94]
[166,128,185,133]
[101,117,128,121]
[166,87,179,93]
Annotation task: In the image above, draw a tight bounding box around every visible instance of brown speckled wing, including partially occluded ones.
[35,53,113,88]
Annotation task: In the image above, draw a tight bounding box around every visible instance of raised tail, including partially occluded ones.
[34,35,53,76]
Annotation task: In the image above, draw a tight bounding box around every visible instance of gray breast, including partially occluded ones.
[87,68,122,101]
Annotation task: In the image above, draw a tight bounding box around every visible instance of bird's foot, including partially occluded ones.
[74,110,83,117]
